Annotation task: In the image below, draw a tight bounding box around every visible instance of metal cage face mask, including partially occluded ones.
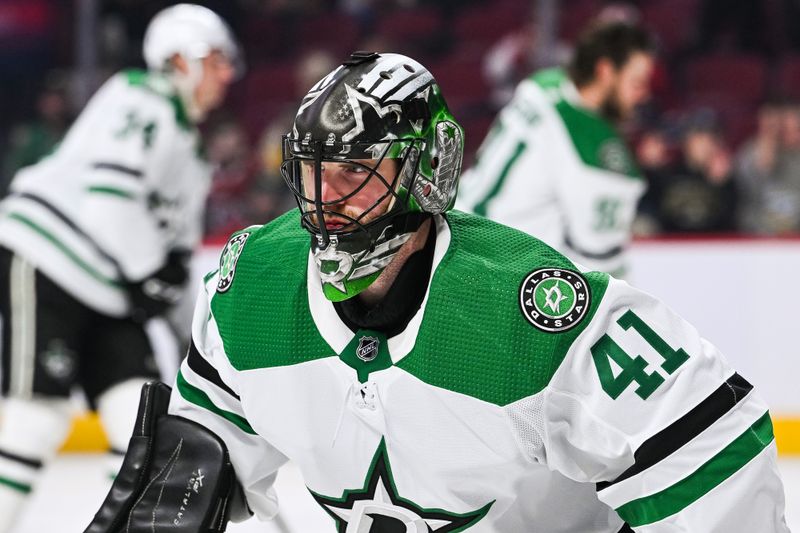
[281,51,465,301]
[281,136,428,301]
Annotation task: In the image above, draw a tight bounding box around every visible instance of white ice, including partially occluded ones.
[9,455,800,532]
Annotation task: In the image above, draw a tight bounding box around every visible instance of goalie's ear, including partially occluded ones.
[84,382,249,533]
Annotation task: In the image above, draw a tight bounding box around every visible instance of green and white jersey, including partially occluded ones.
[458,68,646,277]
[0,69,210,316]
[171,210,788,532]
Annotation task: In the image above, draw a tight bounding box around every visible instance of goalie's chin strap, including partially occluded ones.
[84,382,251,533]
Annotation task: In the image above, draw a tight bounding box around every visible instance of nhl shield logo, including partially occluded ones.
[519,268,590,332]
[356,336,380,362]
[217,232,250,293]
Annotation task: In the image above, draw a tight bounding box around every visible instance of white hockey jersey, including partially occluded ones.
[0,70,211,316]
[169,210,788,532]
[458,68,646,277]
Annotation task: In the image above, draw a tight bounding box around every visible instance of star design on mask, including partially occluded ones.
[335,98,354,121]
[442,124,457,139]
[309,439,493,533]
[342,84,403,143]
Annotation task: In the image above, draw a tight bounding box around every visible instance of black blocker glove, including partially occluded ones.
[84,382,252,533]
[129,249,191,322]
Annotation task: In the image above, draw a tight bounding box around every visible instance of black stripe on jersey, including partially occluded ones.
[186,340,240,401]
[12,192,124,275]
[92,162,144,178]
[597,373,753,491]
[564,234,622,261]
[0,447,43,469]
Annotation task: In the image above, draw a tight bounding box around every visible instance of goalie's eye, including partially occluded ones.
[343,164,370,176]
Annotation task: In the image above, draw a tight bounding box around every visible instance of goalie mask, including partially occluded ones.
[281,52,464,301]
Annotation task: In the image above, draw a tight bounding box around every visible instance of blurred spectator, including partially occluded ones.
[736,99,800,234]
[2,72,72,190]
[596,2,642,26]
[634,127,674,235]
[204,110,298,238]
[340,0,377,31]
[248,110,295,225]
[204,117,256,237]
[647,119,739,233]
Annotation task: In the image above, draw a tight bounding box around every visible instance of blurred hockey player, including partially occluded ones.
[0,4,240,530]
[459,22,654,277]
[86,52,788,532]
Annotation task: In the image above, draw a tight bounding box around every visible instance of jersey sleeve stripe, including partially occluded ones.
[0,448,43,470]
[0,452,41,490]
[186,339,240,401]
[596,387,768,509]
[563,233,623,261]
[91,162,144,178]
[180,362,246,419]
[0,475,32,494]
[176,370,256,435]
[6,212,121,287]
[86,186,136,199]
[7,192,125,279]
[473,140,527,216]
[597,372,752,490]
[614,411,774,527]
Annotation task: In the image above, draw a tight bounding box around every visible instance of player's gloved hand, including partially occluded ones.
[129,249,191,322]
[84,382,250,533]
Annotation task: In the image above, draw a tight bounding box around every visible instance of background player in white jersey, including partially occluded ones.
[85,51,788,533]
[458,22,655,277]
[0,5,240,531]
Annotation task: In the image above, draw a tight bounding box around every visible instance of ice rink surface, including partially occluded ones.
[10,454,800,532]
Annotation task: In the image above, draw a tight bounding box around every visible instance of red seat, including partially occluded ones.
[240,100,295,143]
[296,14,361,57]
[641,1,694,54]
[429,58,490,106]
[377,8,442,44]
[454,2,527,48]
[685,55,767,106]
[242,63,299,105]
[776,56,800,99]
[559,0,602,42]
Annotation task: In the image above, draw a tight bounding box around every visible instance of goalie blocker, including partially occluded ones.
[84,382,252,532]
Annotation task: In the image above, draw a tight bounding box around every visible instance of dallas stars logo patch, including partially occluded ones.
[310,440,493,532]
[216,232,250,293]
[519,268,590,332]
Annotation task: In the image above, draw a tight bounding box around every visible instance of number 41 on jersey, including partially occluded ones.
[591,310,690,400]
